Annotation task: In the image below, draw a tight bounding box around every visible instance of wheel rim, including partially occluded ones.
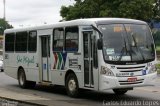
[68,79,76,92]
[19,72,25,86]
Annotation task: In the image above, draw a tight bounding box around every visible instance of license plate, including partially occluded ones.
[127,77,137,82]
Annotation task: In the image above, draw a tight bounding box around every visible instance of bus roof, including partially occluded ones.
[4,18,147,33]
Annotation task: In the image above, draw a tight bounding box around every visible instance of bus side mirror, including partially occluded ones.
[97,38,102,50]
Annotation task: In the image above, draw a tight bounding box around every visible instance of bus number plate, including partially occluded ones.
[127,77,137,82]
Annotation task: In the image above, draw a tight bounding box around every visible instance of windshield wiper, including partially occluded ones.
[118,35,128,61]
[118,26,132,62]
[119,26,133,62]
[131,33,145,61]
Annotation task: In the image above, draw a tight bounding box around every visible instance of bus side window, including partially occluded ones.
[28,31,37,52]
[53,28,64,51]
[15,31,28,52]
[5,33,15,52]
[65,26,78,52]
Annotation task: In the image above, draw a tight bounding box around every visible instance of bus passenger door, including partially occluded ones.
[41,36,50,81]
[83,31,94,87]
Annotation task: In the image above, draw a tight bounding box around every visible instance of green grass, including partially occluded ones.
[156,46,160,52]
[156,46,160,61]
[156,64,160,74]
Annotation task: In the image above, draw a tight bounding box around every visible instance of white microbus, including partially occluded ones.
[3,18,157,97]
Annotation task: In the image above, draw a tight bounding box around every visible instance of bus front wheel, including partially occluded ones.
[113,89,128,95]
[18,69,36,88]
[18,69,27,88]
[66,73,79,97]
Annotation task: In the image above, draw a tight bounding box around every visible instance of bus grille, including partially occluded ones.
[117,66,145,69]
[116,65,146,77]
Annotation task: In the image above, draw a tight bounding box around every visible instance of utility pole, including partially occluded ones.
[3,0,6,29]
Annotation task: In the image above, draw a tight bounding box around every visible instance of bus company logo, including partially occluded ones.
[17,55,35,66]
[130,72,134,76]
[53,52,67,70]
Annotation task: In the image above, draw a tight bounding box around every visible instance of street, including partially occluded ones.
[0,72,160,106]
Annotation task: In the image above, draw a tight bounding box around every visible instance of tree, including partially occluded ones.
[0,18,13,35]
[60,0,157,21]
[153,0,160,20]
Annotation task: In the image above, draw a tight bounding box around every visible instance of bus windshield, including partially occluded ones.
[99,24,155,64]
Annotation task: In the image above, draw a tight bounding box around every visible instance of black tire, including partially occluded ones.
[66,73,79,97]
[18,69,36,89]
[113,89,128,95]
[18,69,27,88]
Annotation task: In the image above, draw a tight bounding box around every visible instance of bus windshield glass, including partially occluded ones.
[99,24,155,64]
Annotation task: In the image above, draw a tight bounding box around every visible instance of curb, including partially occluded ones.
[0,96,47,106]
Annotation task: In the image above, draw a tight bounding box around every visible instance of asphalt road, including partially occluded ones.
[0,72,160,106]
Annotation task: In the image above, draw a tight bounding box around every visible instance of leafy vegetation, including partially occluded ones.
[153,30,160,52]
[60,0,159,21]
[0,18,13,35]
[156,63,160,74]
[156,46,160,51]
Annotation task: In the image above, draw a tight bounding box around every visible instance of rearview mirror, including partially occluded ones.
[97,38,103,50]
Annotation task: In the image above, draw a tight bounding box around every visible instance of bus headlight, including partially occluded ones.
[100,66,114,76]
[148,65,157,74]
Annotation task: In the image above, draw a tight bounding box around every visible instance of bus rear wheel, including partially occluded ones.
[113,89,128,95]
[66,73,79,97]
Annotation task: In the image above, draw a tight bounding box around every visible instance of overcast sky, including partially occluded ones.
[0,0,74,28]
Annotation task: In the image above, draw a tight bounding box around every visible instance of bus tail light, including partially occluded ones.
[100,66,114,76]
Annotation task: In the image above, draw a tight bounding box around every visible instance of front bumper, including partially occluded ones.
[99,72,157,91]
